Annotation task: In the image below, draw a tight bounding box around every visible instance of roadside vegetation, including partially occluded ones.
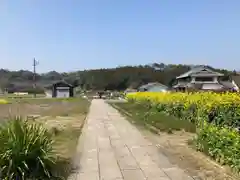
[0,98,90,180]
[113,92,240,175]
[111,102,195,134]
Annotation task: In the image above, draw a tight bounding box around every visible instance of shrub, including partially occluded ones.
[195,123,240,172]
[0,116,55,179]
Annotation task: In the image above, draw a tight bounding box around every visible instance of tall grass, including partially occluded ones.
[0,116,55,179]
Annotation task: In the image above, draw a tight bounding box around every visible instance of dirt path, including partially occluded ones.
[70,99,196,180]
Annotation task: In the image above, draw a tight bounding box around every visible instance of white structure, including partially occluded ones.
[56,87,70,98]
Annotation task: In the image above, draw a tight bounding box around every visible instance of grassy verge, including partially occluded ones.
[0,97,89,119]
[35,98,90,179]
[110,102,196,133]
[45,115,87,179]
[0,98,90,179]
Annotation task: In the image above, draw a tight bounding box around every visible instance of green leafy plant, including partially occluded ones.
[0,116,56,179]
[195,123,240,172]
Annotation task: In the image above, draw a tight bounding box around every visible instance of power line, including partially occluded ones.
[33,58,39,98]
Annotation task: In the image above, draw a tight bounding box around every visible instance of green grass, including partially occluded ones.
[111,102,196,133]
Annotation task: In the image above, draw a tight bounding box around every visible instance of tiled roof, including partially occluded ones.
[52,80,73,87]
[176,66,224,79]
[138,82,168,90]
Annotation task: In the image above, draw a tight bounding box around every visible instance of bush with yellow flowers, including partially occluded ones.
[0,99,8,104]
[127,92,240,127]
[126,92,240,172]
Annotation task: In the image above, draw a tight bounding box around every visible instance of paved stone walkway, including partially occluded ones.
[72,100,195,180]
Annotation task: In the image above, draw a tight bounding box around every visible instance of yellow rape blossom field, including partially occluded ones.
[126,92,240,173]
[127,91,240,112]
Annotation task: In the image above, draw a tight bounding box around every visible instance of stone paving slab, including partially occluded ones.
[72,100,194,180]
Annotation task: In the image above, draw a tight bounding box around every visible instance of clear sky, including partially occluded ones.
[1,0,240,72]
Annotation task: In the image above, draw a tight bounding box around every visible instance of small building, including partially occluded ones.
[138,82,169,92]
[52,81,74,98]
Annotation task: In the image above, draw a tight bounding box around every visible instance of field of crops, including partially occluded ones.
[126,92,240,172]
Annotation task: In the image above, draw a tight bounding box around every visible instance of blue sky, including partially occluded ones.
[1,1,240,72]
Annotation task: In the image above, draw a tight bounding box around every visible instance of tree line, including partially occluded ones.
[0,63,236,93]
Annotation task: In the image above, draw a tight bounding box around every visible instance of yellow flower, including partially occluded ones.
[0,99,8,104]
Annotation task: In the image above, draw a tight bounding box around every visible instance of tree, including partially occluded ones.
[0,63,234,93]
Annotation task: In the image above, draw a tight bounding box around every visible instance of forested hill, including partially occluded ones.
[0,63,237,93]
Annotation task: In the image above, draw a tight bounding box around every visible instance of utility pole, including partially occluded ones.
[33,58,39,98]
